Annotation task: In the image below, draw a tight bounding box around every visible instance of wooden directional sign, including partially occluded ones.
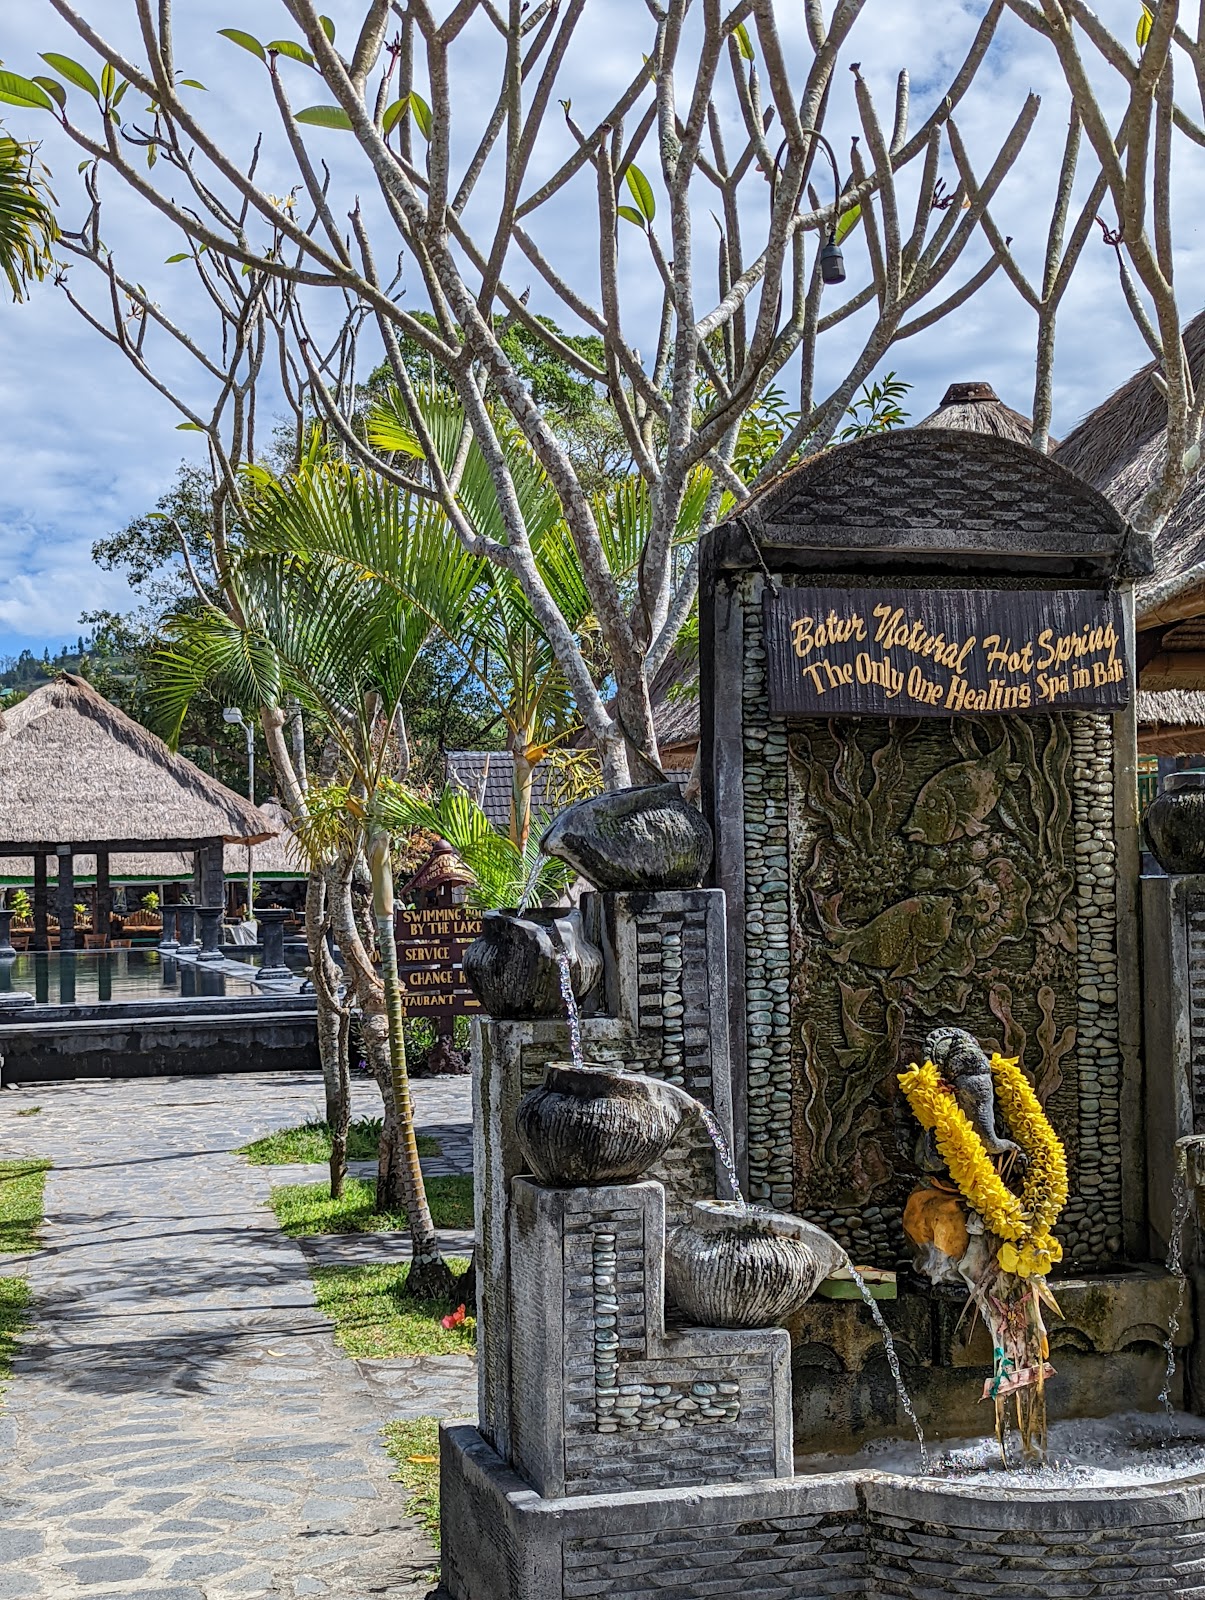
[394,905,483,1019]
[763,584,1129,719]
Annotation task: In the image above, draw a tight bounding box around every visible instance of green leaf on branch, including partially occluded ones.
[295,105,353,129]
[179,79,207,91]
[176,422,204,432]
[1136,4,1153,46]
[100,62,116,101]
[734,22,755,60]
[625,163,655,223]
[218,28,267,63]
[39,53,100,99]
[835,204,861,244]
[320,15,336,42]
[165,252,191,263]
[0,71,55,111]
[382,97,407,134]
[616,204,647,228]
[409,92,432,140]
[32,77,67,110]
[112,79,130,107]
[268,40,315,65]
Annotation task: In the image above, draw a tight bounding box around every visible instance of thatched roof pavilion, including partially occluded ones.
[916,380,1040,445]
[1054,313,1205,700]
[0,674,277,947]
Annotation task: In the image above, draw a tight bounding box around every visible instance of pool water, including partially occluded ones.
[0,949,306,1006]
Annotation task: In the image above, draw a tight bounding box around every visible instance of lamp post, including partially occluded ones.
[223,707,255,923]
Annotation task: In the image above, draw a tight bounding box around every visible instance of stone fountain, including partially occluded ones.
[440,429,1205,1599]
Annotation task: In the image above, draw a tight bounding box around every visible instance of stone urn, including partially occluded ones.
[461,907,602,1020]
[1145,770,1205,874]
[515,1063,699,1185]
[665,1201,846,1328]
[539,783,713,891]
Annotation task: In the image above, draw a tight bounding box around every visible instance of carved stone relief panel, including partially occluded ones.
[786,714,1081,1266]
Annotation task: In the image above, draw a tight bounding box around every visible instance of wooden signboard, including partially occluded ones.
[763,585,1129,718]
[394,904,483,1019]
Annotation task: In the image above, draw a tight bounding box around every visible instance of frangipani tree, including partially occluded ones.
[5,0,1040,784]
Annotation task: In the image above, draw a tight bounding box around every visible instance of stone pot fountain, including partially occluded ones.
[515,1062,698,1185]
[665,1199,846,1328]
[461,907,601,1019]
[1145,768,1205,874]
[539,783,713,890]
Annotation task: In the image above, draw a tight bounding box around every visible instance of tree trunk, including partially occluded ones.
[367,824,455,1302]
[613,664,665,787]
[306,870,350,1197]
[509,736,536,852]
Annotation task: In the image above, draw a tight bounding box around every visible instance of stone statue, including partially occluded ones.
[921,1025,1021,1162]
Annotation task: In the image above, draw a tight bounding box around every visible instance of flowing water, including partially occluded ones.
[1160,1146,1192,1428]
[843,1257,930,1473]
[517,852,550,917]
[553,948,585,1072]
[698,1106,744,1206]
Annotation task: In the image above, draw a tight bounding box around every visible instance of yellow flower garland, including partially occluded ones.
[897,1054,1067,1278]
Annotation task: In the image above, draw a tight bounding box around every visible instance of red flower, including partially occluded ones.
[441,1303,467,1330]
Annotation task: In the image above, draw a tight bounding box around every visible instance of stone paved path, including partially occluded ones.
[0,1071,475,1600]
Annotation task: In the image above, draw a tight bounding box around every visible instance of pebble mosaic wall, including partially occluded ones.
[590,1229,741,1433]
[1185,891,1205,1127]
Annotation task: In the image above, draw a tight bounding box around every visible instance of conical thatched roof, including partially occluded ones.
[916,381,1038,445]
[0,675,277,852]
[1054,311,1205,627]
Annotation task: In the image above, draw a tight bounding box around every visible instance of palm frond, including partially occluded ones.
[0,133,57,302]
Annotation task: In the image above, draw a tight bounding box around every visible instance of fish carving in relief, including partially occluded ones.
[904,738,1022,845]
[815,891,955,979]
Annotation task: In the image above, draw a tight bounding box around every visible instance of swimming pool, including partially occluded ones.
[0,948,307,1006]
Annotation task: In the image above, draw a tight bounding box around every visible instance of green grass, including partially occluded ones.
[14,1107,40,1118]
[312,1257,475,1358]
[382,1417,443,1546]
[269,1174,474,1236]
[239,1117,440,1165]
[0,1275,31,1394]
[0,1160,51,1254]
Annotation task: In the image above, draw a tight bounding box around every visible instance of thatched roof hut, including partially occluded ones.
[0,675,275,853]
[916,380,1039,445]
[1055,312,1205,638]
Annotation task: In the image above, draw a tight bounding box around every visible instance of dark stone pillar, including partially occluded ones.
[177,906,197,947]
[196,841,225,907]
[33,854,48,952]
[56,847,76,952]
[96,851,111,945]
[256,908,291,981]
[195,906,224,962]
[159,905,179,952]
[0,908,15,960]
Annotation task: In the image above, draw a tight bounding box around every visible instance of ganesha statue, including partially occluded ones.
[899,1026,1069,1462]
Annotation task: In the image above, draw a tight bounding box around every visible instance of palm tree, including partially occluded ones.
[0,128,56,301]
[153,451,472,1300]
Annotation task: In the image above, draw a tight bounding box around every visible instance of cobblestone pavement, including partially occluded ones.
[0,1071,475,1600]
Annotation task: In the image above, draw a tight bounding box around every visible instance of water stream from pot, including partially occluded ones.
[553,948,585,1073]
[842,1255,929,1472]
[1160,1147,1192,1430]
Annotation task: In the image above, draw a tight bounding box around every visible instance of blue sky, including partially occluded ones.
[0,0,1191,660]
